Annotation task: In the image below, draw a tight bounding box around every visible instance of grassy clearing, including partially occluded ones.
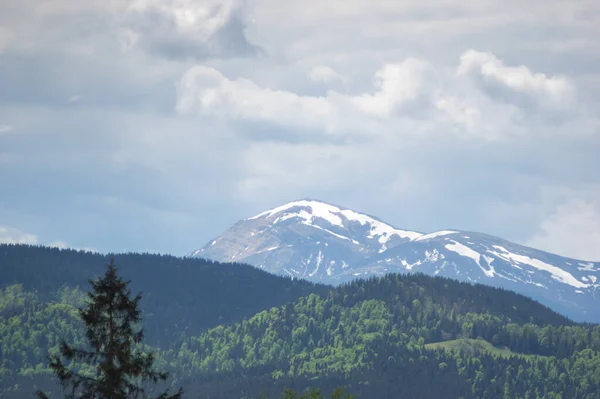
[425,338,541,360]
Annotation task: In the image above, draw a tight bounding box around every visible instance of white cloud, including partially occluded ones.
[49,240,69,249]
[49,240,98,252]
[67,95,81,103]
[0,226,39,245]
[177,50,581,139]
[457,49,574,105]
[527,200,600,261]
[308,66,345,84]
[0,125,13,134]
[176,65,343,133]
[0,227,97,252]
[348,58,433,118]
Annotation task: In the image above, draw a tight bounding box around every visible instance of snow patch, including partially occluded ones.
[415,230,458,241]
[304,222,360,244]
[578,262,597,271]
[483,255,495,265]
[250,200,345,227]
[445,241,495,278]
[490,247,588,288]
[309,251,324,277]
[399,249,442,271]
[254,246,280,255]
[445,241,480,264]
[339,209,422,241]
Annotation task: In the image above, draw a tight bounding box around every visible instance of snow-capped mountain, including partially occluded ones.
[190,199,600,322]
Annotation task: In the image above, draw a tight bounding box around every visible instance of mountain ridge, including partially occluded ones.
[191,199,600,322]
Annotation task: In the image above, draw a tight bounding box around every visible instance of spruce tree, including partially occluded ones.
[37,259,183,399]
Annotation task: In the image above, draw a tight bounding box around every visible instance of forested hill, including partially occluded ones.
[0,244,329,342]
[177,274,600,398]
[2,244,600,398]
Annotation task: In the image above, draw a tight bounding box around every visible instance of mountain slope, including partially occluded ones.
[0,244,329,343]
[191,199,600,322]
[177,274,600,399]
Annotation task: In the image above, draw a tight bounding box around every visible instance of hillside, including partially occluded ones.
[0,244,329,344]
[191,199,600,322]
[3,245,600,398]
[168,274,600,398]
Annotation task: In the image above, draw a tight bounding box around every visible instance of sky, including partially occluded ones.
[0,0,599,261]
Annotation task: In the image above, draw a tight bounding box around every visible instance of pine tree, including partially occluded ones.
[37,259,183,399]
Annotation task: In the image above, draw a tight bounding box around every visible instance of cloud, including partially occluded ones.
[177,50,584,140]
[527,200,600,261]
[308,66,346,84]
[176,65,344,133]
[49,240,98,253]
[348,58,434,118]
[457,49,574,105]
[0,0,260,62]
[123,0,262,60]
[0,226,97,252]
[0,226,39,245]
[0,125,13,134]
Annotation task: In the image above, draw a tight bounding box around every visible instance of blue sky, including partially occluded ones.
[0,0,599,260]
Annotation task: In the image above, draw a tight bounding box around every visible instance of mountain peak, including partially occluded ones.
[247,199,343,221]
[246,199,423,241]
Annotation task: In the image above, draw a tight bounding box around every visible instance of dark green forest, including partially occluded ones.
[2,244,600,398]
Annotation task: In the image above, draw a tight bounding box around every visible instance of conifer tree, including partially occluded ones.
[37,259,183,399]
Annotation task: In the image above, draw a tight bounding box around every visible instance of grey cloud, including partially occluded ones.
[123,2,263,60]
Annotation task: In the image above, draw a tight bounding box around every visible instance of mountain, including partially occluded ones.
[191,199,422,279]
[191,199,600,322]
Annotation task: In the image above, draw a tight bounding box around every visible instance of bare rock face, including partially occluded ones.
[190,199,600,322]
